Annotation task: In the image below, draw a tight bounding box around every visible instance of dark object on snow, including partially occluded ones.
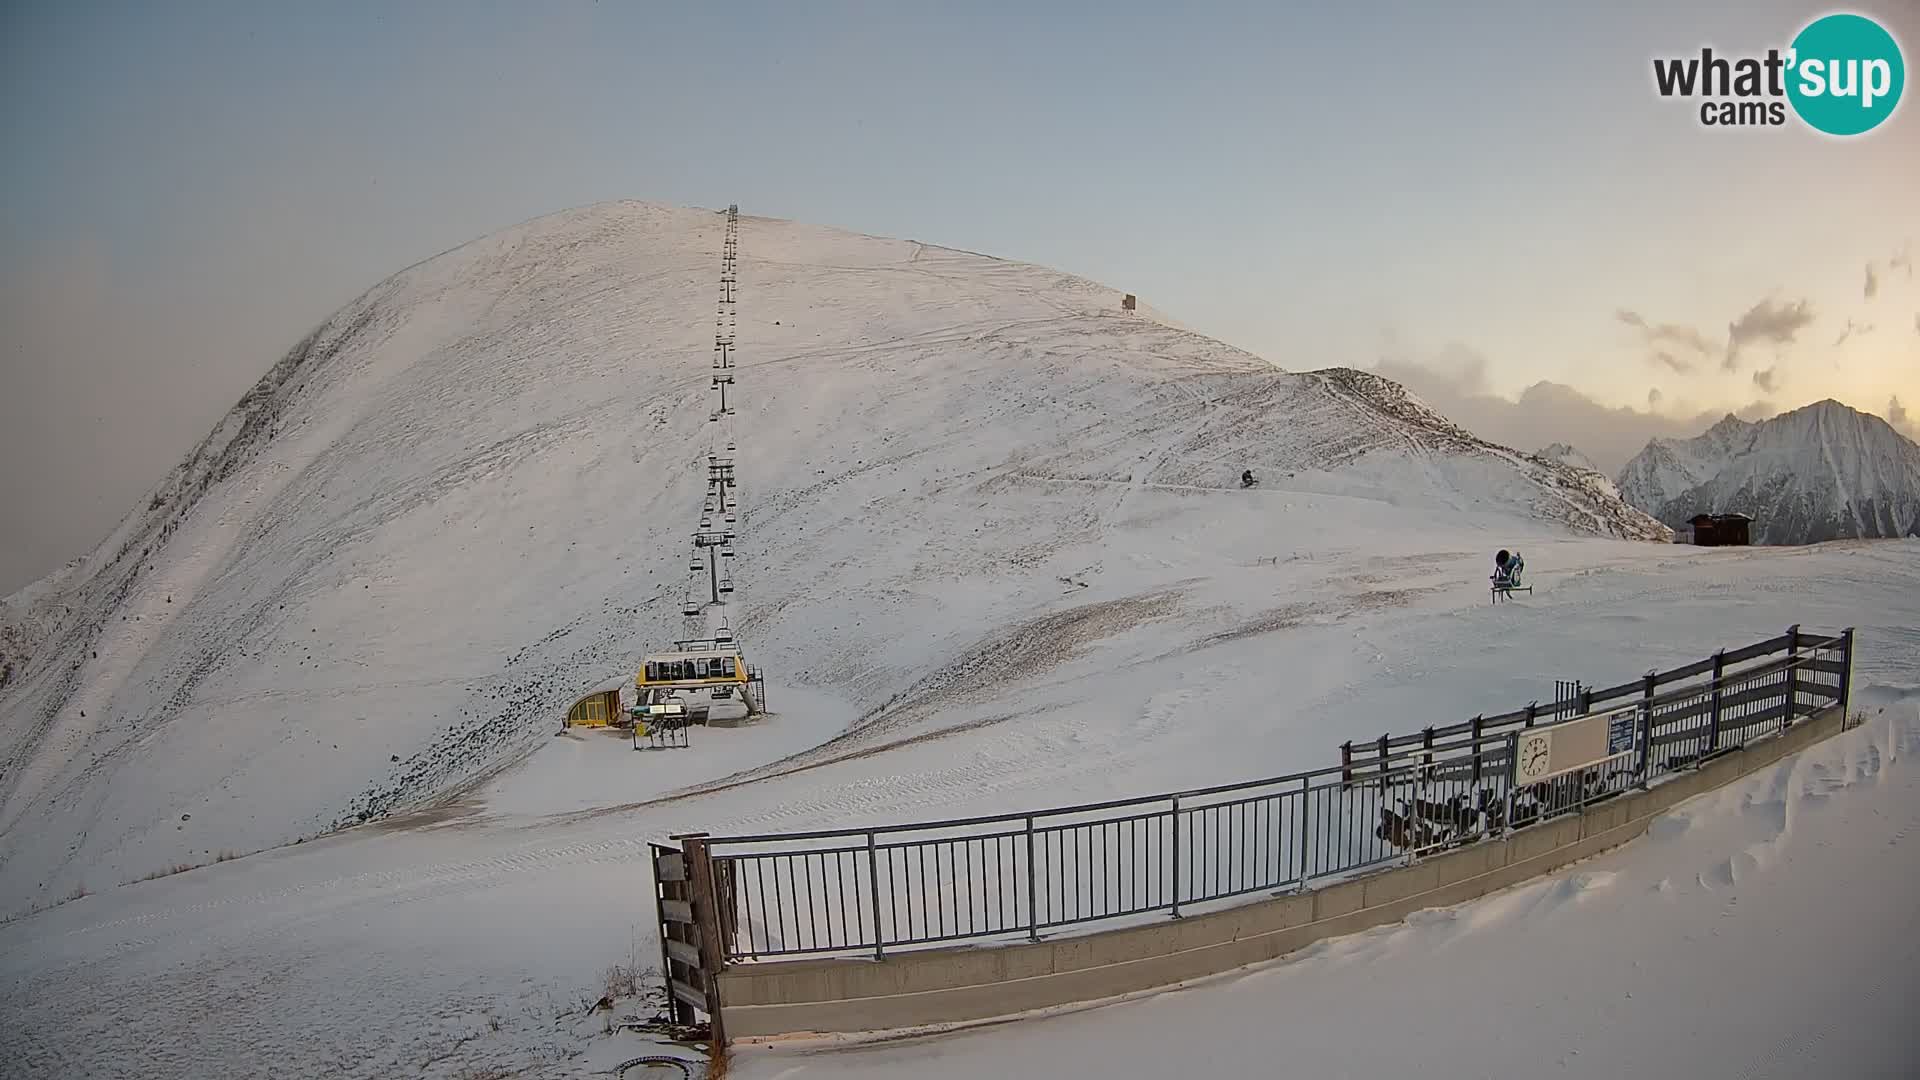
[1687,512,1752,546]
[1240,470,1257,488]
[1491,549,1530,603]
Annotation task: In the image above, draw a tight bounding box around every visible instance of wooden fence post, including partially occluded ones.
[680,833,729,1047]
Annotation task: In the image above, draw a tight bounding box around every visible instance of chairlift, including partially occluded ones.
[681,600,700,616]
[718,577,734,595]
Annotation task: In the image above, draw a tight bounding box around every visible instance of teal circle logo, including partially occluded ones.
[1787,13,1905,135]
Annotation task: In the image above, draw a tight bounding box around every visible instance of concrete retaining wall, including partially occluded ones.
[718,704,1846,1039]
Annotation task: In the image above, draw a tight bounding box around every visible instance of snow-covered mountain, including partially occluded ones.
[1536,442,1600,474]
[0,201,1666,909]
[1617,400,1920,544]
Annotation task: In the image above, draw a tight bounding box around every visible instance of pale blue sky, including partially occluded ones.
[2,1,1916,590]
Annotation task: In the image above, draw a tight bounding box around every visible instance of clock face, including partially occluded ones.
[1517,733,1552,780]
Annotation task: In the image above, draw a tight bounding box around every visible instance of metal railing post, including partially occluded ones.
[1503,732,1519,832]
[1840,628,1855,723]
[1638,670,1656,785]
[1295,776,1311,890]
[1707,650,1726,754]
[866,831,883,959]
[1784,624,1800,729]
[1170,795,1183,918]
[1024,816,1039,942]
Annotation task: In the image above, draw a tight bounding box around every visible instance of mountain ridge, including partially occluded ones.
[1617,398,1920,544]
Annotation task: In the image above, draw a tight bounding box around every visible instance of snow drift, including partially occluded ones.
[0,201,1665,911]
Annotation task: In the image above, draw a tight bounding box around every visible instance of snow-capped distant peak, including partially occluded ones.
[1535,442,1602,474]
[1617,399,1920,544]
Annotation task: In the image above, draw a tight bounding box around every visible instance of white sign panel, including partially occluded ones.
[1512,707,1640,784]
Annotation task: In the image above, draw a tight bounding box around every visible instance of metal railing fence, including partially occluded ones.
[669,627,1852,962]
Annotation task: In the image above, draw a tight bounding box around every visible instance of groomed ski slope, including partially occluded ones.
[3,541,1915,1079]
[0,201,1660,915]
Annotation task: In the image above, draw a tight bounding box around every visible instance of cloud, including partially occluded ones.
[1724,297,1814,370]
[1892,246,1914,280]
[1616,308,1712,372]
[1914,312,1919,335]
[1865,262,1880,299]
[1371,349,1767,476]
[1889,396,1916,439]
[1833,318,1875,347]
[1753,366,1781,393]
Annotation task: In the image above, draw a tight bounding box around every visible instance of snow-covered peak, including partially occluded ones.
[1617,398,1920,543]
[1535,442,1602,474]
